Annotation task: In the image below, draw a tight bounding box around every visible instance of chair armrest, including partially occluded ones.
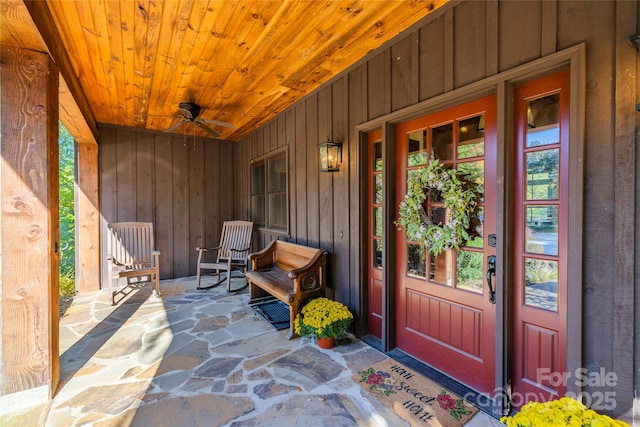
[196,246,222,252]
[287,249,328,279]
[229,247,250,254]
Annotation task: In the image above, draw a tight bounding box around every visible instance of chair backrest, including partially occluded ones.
[217,221,254,263]
[107,222,156,269]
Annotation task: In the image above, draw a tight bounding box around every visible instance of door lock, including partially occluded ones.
[487,255,496,304]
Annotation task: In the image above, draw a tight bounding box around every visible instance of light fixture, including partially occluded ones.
[318,137,342,172]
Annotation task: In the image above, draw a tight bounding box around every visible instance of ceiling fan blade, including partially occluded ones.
[193,121,221,138]
[164,119,188,133]
[198,118,235,128]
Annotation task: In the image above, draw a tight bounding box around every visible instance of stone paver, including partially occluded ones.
[0,276,502,427]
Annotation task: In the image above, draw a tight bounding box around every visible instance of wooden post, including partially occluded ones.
[0,45,59,405]
[75,142,100,293]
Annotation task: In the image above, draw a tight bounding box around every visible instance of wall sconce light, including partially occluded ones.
[318,137,342,172]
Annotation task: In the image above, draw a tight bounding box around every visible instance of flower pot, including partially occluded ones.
[317,337,335,349]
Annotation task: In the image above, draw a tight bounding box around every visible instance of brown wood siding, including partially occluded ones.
[230,0,638,417]
[98,126,234,283]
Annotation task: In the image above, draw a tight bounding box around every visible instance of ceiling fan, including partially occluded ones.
[164,102,234,138]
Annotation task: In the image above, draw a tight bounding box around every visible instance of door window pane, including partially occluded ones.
[525,205,558,255]
[432,123,453,161]
[526,149,559,200]
[408,244,426,278]
[373,239,383,269]
[458,160,485,196]
[524,258,558,312]
[374,141,383,171]
[373,207,383,237]
[526,93,559,148]
[374,174,383,203]
[466,207,484,248]
[408,130,427,166]
[430,250,453,286]
[456,250,483,293]
[458,114,485,159]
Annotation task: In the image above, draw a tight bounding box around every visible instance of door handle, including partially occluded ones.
[487,255,496,304]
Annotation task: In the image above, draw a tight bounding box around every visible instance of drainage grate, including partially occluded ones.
[250,298,290,331]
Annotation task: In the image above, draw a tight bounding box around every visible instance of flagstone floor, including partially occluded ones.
[1,276,502,427]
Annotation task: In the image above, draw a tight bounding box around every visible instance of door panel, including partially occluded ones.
[395,96,497,394]
[512,70,569,404]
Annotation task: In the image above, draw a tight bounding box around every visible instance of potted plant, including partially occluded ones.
[294,297,353,348]
[500,397,629,426]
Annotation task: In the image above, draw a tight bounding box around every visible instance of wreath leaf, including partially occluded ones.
[395,158,483,257]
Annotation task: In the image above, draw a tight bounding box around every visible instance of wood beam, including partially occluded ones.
[22,0,98,144]
[0,44,59,401]
[75,143,101,293]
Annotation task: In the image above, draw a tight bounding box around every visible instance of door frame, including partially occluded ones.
[356,44,585,417]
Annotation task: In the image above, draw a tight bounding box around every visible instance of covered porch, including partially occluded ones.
[3,278,498,426]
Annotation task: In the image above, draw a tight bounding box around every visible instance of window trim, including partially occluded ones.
[250,147,289,236]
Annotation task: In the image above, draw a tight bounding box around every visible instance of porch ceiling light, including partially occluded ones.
[318,137,342,172]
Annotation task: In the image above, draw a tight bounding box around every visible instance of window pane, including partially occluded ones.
[430,250,453,286]
[457,160,484,196]
[458,114,485,159]
[465,207,484,248]
[269,193,287,228]
[525,205,558,255]
[526,93,559,148]
[373,207,383,237]
[251,195,265,226]
[432,123,453,161]
[269,156,286,192]
[407,244,426,278]
[408,130,427,166]
[524,258,558,312]
[374,174,383,203]
[373,239,383,269]
[430,206,447,226]
[373,141,383,171]
[526,149,559,200]
[456,250,483,293]
[252,163,265,194]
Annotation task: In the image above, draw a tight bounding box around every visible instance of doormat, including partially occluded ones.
[353,358,478,426]
[249,297,290,331]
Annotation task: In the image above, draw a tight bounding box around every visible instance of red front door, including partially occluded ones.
[395,96,497,394]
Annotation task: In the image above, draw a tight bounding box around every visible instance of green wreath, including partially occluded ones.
[395,158,482,257]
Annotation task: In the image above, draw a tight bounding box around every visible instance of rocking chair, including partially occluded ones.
[196,220,253,292]
[106,222,161,305]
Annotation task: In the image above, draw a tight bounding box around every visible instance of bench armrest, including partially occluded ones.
[248,240,277,270]
[287,249,328,279]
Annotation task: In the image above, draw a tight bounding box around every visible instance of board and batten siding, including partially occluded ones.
[232,0,638,419]
[99,125,235,284]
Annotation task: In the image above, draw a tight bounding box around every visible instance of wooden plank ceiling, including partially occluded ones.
[2,0,448,141]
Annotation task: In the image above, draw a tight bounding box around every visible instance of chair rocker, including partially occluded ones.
[196,220,253,292]
[106,222,161,305]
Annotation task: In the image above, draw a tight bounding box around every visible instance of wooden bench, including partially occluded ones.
[246,240,328,339]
